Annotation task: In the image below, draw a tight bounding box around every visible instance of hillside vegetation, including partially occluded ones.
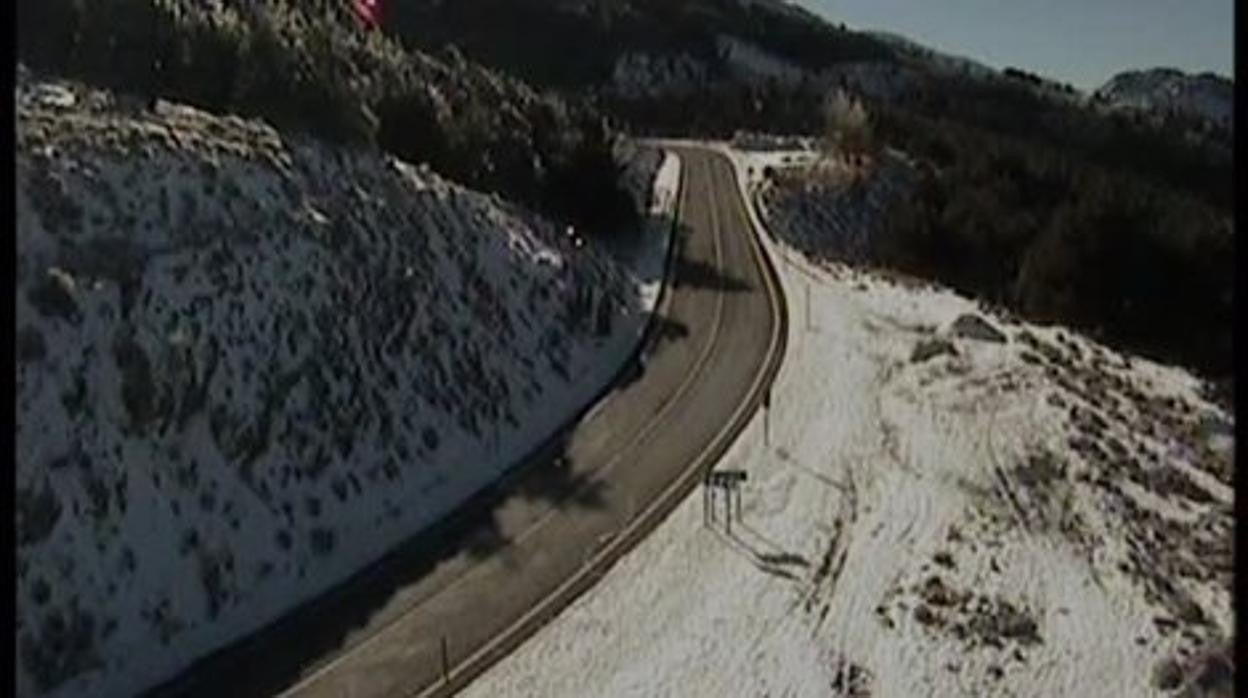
[409,0,1231,385]
[873,70,1232,211]
[387,0,893,90]
[16,0,637,235]
[869,106,1232,383]
[1095,67,1233,133]
[15,76,667,698]
[763,129,1231,387]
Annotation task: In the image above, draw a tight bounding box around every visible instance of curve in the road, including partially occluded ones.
[400,147,790,698]
[151,146,788,698]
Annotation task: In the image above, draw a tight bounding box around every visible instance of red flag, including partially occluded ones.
[354,0,382,29]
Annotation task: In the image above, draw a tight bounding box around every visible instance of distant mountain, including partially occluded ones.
[386,0,898,92]
[867,31,1085,105]
[1094,68,1232,131]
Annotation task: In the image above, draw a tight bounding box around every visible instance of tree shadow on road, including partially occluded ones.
[674,256,752,293]
[654,313,691,341]
[510,438,610,513]
[614,309,690,392]
[617,218,754,295]
[147,173,752,698]
[148,397,627,698]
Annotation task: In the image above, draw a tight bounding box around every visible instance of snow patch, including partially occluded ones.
[14,78,677,698]
[460,144,1233,698]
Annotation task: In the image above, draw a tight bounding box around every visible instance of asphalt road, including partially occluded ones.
[150,146,786,698]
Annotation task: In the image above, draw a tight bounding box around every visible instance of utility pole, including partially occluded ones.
[705,476,716,525]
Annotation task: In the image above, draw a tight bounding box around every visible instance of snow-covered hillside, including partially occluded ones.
[1095,68,1233,131]
[459,146,1234,698]
[15,77,677,698]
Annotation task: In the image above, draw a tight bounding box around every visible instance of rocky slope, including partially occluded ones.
[15,78,670,698]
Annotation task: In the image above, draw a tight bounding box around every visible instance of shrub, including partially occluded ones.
[872,113,1232,379]
[16,0,639,234]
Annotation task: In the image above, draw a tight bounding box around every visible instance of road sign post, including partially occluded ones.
[703,477,712,525]
[806,282,811,332]
[707,471,747,533]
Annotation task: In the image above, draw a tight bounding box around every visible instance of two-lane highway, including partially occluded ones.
[153,146,787,698]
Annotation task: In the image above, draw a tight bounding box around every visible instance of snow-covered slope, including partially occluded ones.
[1095,68,1233,130]
[459,146,1234,698]
[15,78,676,698]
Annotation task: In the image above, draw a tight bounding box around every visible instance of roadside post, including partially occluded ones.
[763,389,772,447]
[440,635,450,682]
[728,476,738,521]
[707,471,748,533]
[704,474,714,525]
[806,282,811,332]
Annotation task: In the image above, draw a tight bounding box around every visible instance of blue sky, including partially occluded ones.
[797,0,1234,90]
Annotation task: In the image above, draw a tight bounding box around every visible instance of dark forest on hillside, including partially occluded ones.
[16,0,637,236]
[386,0,893,90]
[16,0,1233,387]
[870,108,1232,383]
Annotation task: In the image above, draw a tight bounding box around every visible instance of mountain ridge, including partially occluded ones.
[1094,66,1232,131]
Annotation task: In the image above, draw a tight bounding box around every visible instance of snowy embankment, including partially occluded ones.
[15,77,677,698]
[460,145,1234,698]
